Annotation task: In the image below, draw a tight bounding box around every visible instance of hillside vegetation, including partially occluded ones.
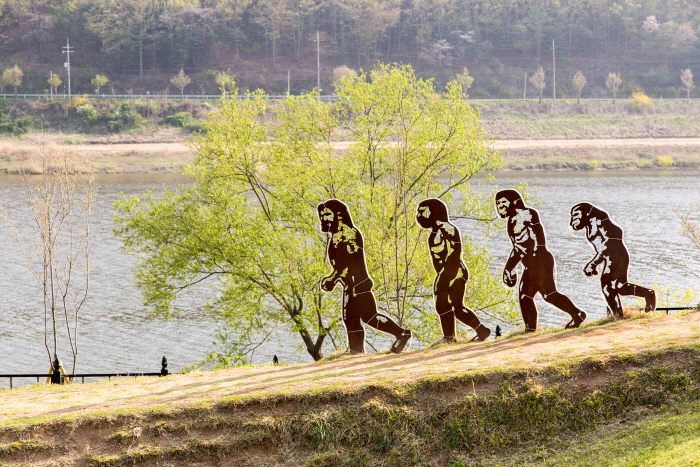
[2,311,700,466]
[0,0,699,96]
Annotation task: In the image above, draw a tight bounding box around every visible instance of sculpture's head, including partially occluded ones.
[570,202,608,231]
[495,189,525,219]
[317,199,353,233]
[416,198,449,229]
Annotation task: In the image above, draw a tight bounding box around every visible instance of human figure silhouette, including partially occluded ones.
[416,199,491,342]
[318,199,412,354]
[570,202,656,317]
[495,189,587,332]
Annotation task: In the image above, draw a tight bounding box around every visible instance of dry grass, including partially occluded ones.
[1,312,700,466]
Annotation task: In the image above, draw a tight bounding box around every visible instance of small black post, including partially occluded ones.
[495,325,502,338]
[160,356,169,376]
[51,355,62,385]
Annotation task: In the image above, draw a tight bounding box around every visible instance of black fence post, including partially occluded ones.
[50,355,62,385]
[160,356,168,376]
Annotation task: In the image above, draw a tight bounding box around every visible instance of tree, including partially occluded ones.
[572,70,586,104]
[681,69,694,104]
[47,72,62,98]
[454,67,474,93]
[91,74,109,96]
[3,143,96,373]
[214,70,236,97]
[606,72,622,104]
[331,65,356,92]
[88,0,156,85]
[252,0,291,71]
[529,66,546,103]
[1,64,23,98]
[114,64,512,364]
[170,69,191,100]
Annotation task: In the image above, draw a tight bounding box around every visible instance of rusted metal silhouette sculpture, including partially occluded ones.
[495,189,587,332]
[318,199,412,353]
[416,199,491,342]
[570,202,656,317]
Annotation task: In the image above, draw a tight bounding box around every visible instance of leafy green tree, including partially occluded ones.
[454,67,474,93]
[606,72,622,104]
[214,70,236,97]
[681,69,694,103]
[114,63,512,363]
[91,74,109,95]
[572,70,586,104]
[170,69,191,100]
[1,64,23,98]
[529,66,546,103]
[47,72,62,97]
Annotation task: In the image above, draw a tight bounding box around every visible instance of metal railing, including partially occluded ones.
[0,356,172,389]
[0,93,341,100]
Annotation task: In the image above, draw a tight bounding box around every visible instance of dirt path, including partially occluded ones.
[2,312,699,424]
[1,137,699,174]
[493,137,700,149]
[3,137,700,162]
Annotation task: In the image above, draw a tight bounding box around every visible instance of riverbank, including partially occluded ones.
[2,311,700,466]
[2,136,700,174]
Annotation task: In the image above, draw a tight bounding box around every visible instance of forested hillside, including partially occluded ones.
[0,0,699,97]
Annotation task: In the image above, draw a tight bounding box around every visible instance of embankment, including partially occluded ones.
[2,312,700,466]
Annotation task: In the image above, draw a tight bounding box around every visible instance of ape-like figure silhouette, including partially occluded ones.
[495,189,587,332]
[570,202,656,317]
[416,199,491,342]
[318,199,412,354]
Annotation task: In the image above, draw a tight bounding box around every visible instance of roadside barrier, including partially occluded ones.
[0,356,172,389]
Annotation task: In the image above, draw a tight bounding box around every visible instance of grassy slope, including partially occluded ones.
[2,312,700,466]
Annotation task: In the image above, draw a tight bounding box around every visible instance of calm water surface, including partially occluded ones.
[1,170,699,386]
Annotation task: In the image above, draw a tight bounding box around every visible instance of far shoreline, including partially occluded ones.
[1,136,699,174]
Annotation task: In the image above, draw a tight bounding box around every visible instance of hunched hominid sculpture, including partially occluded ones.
[570,202,656,317]
[318,199,412,353]
[416,198,491,342]
[495,189,587,331]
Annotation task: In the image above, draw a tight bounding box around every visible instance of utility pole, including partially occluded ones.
[314,31,321,94]
[49,71,53,98]
[551,40,556,100]
[62,38,74,98]
[287,70,290,95]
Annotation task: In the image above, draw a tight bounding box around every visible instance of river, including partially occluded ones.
[1,170,699,386]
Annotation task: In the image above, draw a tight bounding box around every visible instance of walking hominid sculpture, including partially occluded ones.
[416,199,491,342]
[569,202,656,317]
[495,189,587,332]
[318,199,412,354]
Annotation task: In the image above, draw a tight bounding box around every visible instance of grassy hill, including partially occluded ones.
[2,311,700,466]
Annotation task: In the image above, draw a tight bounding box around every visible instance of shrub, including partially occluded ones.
[0,113,33,133]
[164,111,193,127]
[107,103,141,132]
[657,155,674,167]
[185,119,207,134]
[67,96,89,112]
[630,91,654,113]
[76,103,98,125]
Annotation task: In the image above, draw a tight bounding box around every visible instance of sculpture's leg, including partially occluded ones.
[601,280,624,318]
[619,282,657,312]
[343,293,366,353]
[519,292,539,332]
[543,291,587,327]
[435,293,456,340]
[357,291,411,353]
